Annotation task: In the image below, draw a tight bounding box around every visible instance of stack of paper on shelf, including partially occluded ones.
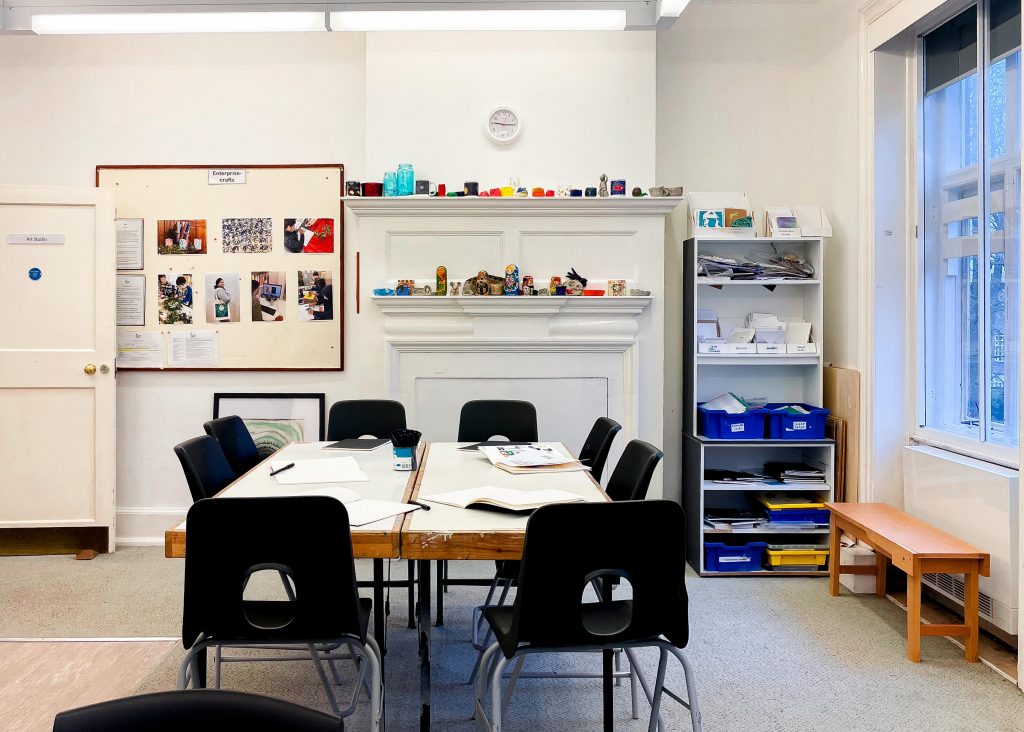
[763,462,827,485]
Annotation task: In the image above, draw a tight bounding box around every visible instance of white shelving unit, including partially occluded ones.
[682,237,835,577]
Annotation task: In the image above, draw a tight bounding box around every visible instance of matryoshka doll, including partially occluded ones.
[504,264,520,295]
[436,265,447,296]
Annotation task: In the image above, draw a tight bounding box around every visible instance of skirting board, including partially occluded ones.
[116,506,187,547]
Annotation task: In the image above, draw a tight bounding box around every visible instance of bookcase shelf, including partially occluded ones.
[682,235,834,577]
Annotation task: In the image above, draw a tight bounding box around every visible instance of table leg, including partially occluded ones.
[373,559,387,656]
[436,560,445,627]
[417,559,432,731]
[407,560,416,630]
[875,553,888,598]
[963,567,980,662]
[907,572,922,663]
[828,516,841,597]
[601,579,613,731]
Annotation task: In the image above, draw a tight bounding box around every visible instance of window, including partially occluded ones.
[921,0,1021,450]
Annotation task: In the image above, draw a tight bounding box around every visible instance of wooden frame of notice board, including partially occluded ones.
[98,164,344,371]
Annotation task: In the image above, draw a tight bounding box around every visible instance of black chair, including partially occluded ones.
[470,437,665,686]
[474,501,701,732]
[53,690,343,731]
[578,417,622,483]
[327,399,416,626]
[178,496,381,729]
[173,435,236,503]
[605,439,664,502]
[203,415,263,476]
[458,400,538,442]
[327,400,406,441]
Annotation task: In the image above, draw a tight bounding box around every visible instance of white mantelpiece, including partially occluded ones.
[347,197,682,497]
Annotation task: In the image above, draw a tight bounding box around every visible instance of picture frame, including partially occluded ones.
[212,393,327,457]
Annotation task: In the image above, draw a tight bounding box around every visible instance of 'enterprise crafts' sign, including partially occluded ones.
[208,169,247,185]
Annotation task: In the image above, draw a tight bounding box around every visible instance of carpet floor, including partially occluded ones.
[4,548,1024,730]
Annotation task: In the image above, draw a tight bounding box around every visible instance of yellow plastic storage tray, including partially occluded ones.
[765,547,829,568]
[754,492,826,510]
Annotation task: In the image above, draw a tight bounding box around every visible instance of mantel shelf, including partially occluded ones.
[346,196,685,217]
[371,295,653,317]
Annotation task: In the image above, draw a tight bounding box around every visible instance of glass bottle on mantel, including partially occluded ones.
[383,170,398,197]
[397,164,414,196]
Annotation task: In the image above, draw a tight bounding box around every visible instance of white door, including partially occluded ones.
[0,185,117,551]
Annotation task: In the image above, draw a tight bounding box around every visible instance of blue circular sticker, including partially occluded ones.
[28,267,42,281]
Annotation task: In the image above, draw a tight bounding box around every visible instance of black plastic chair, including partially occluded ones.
[605,439,665,502]
[203,415,263,476]
[327,400,406,441]
[457,400,538,442]
[471,437,664,686]
[173,435,236,503]
[578,417,622,483]
[178,496,381,729]
[53,689,343,731]
[474,501,701,732]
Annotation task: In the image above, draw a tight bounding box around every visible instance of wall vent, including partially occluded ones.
[922,572,995,619]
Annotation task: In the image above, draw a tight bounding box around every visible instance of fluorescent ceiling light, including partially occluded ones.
[658,0,691,18]
[330,9,627,31]
[31,11,326,34]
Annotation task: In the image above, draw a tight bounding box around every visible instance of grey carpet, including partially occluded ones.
[5,549,1024,730]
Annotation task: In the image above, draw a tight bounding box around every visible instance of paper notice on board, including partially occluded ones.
[168,331,219,367]
[116,274,146,326]
[117,331,163,368]
[115,219,144,270]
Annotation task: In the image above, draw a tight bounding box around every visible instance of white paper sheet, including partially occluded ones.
[287,486,363,503]
[168,331,219,367]
[425,486,584,510]
[344,499,420,527]
[116,331,163,368]
[269,457,369,485]
[116,274,146,326]
[115,218,144,269]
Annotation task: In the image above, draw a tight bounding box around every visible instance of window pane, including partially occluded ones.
[922,8,982,440]
[985,29,1020,445]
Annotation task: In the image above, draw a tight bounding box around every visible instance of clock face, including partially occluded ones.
[487,107,520,144]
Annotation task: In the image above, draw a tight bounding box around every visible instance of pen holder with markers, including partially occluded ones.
[390,429,421,471]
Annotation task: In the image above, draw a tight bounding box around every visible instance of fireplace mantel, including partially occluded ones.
[347,195,681,498]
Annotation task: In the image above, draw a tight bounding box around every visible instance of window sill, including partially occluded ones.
[910,428,1019,470]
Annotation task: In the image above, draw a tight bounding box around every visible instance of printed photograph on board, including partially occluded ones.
[298,270,333,321]
[283,217,334,254]
[222,217,272,254]
[157,273,194,324]
[243,419,304,458]
[157,219,207,255]
[251,271,286,322]
[205,272,240,324]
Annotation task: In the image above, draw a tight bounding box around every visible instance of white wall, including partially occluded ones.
[0,30,658,543]
[656,0,862,503]
[364,31,655,189]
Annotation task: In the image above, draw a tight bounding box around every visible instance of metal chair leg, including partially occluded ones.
[664,646,702,732]
[624,648,664,732]
[501,656,525,716]
[630,652,639,720]
[647,649,668,732]
[489,655,511,732]
[474,643,502,729]
[308,642,341,715]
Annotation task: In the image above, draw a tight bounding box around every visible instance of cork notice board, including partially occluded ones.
[98,164,343,370]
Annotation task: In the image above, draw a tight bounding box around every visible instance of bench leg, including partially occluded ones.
[963,569,980,662]
[875,553,888,598]
[828,518,841,597]
[907,573,922,663]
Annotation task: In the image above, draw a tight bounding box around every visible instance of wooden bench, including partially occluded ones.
[826,502,990,663]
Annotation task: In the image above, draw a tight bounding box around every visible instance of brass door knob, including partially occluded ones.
[84,364,97,375]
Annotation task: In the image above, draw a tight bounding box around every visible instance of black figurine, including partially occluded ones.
[565,268,588,288]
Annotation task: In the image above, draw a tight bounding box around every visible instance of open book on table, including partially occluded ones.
[423,486,586,513]
[477,444,588,475]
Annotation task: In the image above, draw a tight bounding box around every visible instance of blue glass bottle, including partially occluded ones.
[383,170,398,197]
[397,164,414,196]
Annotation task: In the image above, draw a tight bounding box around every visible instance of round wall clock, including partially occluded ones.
[486,107,521,145]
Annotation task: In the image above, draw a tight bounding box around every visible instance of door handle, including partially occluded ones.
[84,364,97,375]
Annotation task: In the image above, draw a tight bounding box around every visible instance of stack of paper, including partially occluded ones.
[702,393,749,414]
[478,444,588,474]
[425,486,586,513]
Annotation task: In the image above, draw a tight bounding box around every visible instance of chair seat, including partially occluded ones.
[484,599,644,657]
[208,597,372,645]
